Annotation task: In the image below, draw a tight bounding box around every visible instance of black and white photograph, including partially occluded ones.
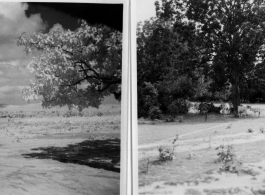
[137,0,265,194]
[0,1,125,195]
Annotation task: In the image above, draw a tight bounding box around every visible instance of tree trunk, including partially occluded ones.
[231,74,240,117]
[232,95,240,117]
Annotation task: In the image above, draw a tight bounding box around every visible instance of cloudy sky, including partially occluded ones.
[0,2,122,105]
[136,0,158,22]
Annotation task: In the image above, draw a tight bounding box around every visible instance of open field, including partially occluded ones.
[0,103,120,195]
[139,104,265,195]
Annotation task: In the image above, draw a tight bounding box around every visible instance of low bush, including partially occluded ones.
[97,112,103,117]
[167,99,189,117]
[158,145,176,161]
[149,106,161,120]
[141,158,150,174]
[158,135,178,161]
[215,144,242,172]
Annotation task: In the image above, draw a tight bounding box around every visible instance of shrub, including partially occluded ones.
[157,75,194,114]
[141,158,150,174]
[97,112,103,117]
[215,144,242,172]
[248,128,254,133]
[158,135,178,161]
[149,106,161,120]
[63,110,72,118]
[158,145,176,161]
[167,99,189,117]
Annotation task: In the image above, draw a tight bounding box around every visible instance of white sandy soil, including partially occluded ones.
[0,104,120,195]
[139,104,265,195]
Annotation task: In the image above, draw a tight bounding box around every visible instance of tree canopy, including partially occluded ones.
[137,0,265,118]
[137,0,211,118]
[17,20,122,110]
[186,0,265,114]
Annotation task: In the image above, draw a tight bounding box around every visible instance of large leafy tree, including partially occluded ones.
[137,0,211,118]
[17,20,122,110]
[185,0,265,115]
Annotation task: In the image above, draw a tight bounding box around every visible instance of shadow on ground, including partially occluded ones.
[139,113,263,125]
[22,138,120,172]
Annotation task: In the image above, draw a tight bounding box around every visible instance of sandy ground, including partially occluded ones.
[0,104,120,195]
[0,138,119,195]
[138,104,265,195]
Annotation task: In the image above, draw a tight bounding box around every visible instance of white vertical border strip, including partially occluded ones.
[130,0,138,194]
[121,0,130,195]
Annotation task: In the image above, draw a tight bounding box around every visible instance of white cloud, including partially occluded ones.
[0,60,20,67]
[0,2,28,21]
[0,2,46,39]
[0,2,47,105]
[0,85,30,105]
[0,85,23,92]
[0,2,47,63]
[0,85,24,98]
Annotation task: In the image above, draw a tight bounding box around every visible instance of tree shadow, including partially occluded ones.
[151,159,165,165]
[139,114,241,126]
[22,138,120,172]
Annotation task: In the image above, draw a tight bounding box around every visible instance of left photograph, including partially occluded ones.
[0,2,123,195]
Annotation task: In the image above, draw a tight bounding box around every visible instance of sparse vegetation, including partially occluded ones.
[208,137,212,149]
[158,145,176,161]
[0,102,120,195]
[0,103,121,135]
[215,144,242,172]
[141,158,150,174]
[248,128,254,133]
[149,106,162,120]
[158,135,178,161]
[97,112,103,117]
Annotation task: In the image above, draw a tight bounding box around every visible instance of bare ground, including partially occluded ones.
[0,103,120,195]
[138,104,265,195]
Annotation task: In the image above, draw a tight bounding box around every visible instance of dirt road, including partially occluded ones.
[139,109,265,195]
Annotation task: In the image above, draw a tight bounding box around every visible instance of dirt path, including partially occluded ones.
[139,114,265,195]
[139,123,230,150]
[139,115,265,156]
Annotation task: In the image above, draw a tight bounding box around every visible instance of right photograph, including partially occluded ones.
[137,0,265,194]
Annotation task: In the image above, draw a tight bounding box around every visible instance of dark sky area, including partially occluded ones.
[0,2,122,105]
[25,2,123,31]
